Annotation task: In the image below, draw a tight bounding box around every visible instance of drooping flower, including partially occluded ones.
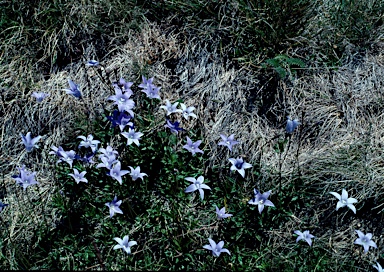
[373,262,383,272]
[218,134,239,152]
[164,119,184,134]
[109,161,129,185]
[105,196,123,218]
[354,230,377,253]
[121,128,143,146]
[21,132,42,152]
[113,235,137,254]
[203,238,230,257]
[179,103,197,120]
[107,87,135,116]
[31,92,49,102]
[294,230,315,246]
[68,168,88,184]
[64,79,82,99]
[160,100,182,116]
[78,134,101,153]
[183,137,204,155]
[12,165,39,190]
[185,176,211,200]
[128,166,148,181]
[248,189,275,214]
[215,205,233,220]
[0,201,8,212]
[329,189,358,214]
[228,157,252,178]
[86,60,99,66]
[286,116,300,134]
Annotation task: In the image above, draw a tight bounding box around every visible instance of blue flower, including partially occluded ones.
[12,165,39,190]
[218,134,239,151]
[248,189,275,213]
[21,132,42,152]
[105,196,123,218]
[31,92,49,102]
[64,79,82,99]
[286,116,300,133]
[183,137,204,155]
[354,230,377,253]
[86,60,99,66]
[68,169,88,184]
[185,176,211,200]
[164,119,184,134]
[113,235,137,254]
[215,205,233,220]
[203,238,230,257]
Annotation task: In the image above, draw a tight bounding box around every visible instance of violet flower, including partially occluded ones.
[141,83,161,100]
[96,156,118,170]
[31,92,49,102]
[13,165,39,190]
[78,134,101,153]
[215,205,233,220]
[294,230,315,246]
[105,196,123,218]
[248,189,275,214]
[218,134,239,151]
[21,132,42,152]
[185,176,211,200]
[107,87,135,116]
[138,76,154,90]
[354,230,377,253]
[228,157,252,178]
[68,169,88,184]
[183,137,204,155]
[113,78,133,96]
[86,60,99,66]
[109,161,129,185]
[165,119,184,134]
[64,79,82,99]
[203,238,230,257]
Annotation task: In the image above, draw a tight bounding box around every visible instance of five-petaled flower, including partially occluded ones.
[215,205,233,220]
[354,230,377,253]
[96,156,118,170]
[286,116,300,134]
[12,165,39,190]
[21,132,42,152]
[113,235,137,254]
[248,189,275,214]
[109,161,129,185]
[228,157,252,178]
[329,189,358,214]
[183,137,204,155]
[78,134,101,153]
[160,100,182,116]
[105,196,123,218]
[121,128,143,146]
[294,230,315,246]
[113,78,133,95]
[68,168,88,184]
[141,81,161,100]
[185,176,211,201]
[107,87,135,116]
[57,150,76,168]
[218,134,239,151]
[138,76,154,90]
[64,79,82,99]
[203,238,230,257]
[31,92,49,102]
[179,103,197,120]
[128,166,148,181]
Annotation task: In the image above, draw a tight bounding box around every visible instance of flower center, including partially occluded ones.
[259,199,264,204]
[342,199,347,204]
[235,162,243,169]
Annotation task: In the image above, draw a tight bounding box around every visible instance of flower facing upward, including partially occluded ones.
[286,116,300,134]
[128,166,148,181]
[160,100,182,116]
[185,176,211,201]
[98,146,118,159]
[294,230,315,246]
[121,128,143,146]
[228,157,252,178]
[12,165,39,190]
[68,169,88,184]
[64,79,82,99]
[329,189,358,214]
[113,235,137,254]
[248,189,275,214]
[105,196,123,218]
[183,137,204,155]
[107,87,135,116]
[138,75,154,90]
[141,83,161,100]
[78,134,101,153]
[373,262,383,272]
[109,161,129,185]
[164,119,184,134]
[31,92,49,102]
[218,134,239,151]
[215,205,233,220]
[354,230,377,253]
[203,238,230,257]
[179,103,197,120]
[21,132,42,152]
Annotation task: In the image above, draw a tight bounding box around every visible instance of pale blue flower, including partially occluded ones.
[121,128,143,146]
[185,176,211,200]
[354,230,377,253]
[286,116,300,133]
[330,189,357,214]
[96,156,118,170]
[138,76,154,90]
[160,100,182,116]
[113,78,133,96]
[13,165,39,190]
[203,238,230,257]
[68,169,88,184]
[57,150,76,168]
[228,157,252,178]
[373,262,383,272]
[179,103,197,120]
[294,230,315,246]
[183,137,204,155]
[141,83,161,100]
[215,205,233,220]
[107,87,135,116]
[78,134,101,153]
[109,161,129,185]
[31,92,49,102]
[248,190,275,213]
[218,134,239,151]
[64,79,82,98]
[105,196,123,218]
[21,132,42,152]
[128,166,147,181]
[113,235,137,254]
[98,146,118,160]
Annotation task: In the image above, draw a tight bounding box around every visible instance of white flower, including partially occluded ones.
[179,103,197,120]
[329,189,358,214]
[113,235,137,254]
[203,238,230,257]
[128,166,148,181]
[160,100,182,116]
[184,176,211,200]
